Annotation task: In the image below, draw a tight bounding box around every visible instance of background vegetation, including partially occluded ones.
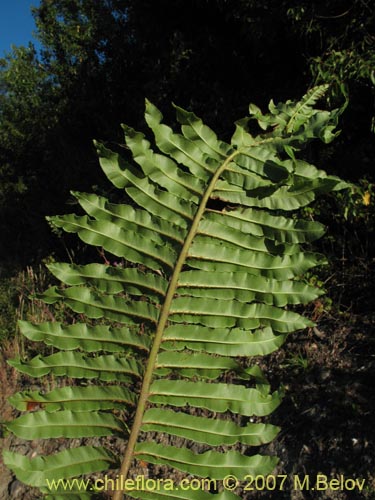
[1,0,375,268]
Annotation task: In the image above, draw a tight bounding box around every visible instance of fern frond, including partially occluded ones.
[4,89,347,499]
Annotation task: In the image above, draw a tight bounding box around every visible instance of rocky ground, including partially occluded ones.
[1,261,375,499]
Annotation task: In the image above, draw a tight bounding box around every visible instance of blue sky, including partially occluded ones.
[0,1,41,57]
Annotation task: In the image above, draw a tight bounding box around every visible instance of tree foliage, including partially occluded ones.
[0,0,374,266]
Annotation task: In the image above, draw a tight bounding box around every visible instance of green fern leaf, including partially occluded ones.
[4,89,347,499]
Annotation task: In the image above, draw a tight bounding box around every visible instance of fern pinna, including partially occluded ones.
[4,86,345,499]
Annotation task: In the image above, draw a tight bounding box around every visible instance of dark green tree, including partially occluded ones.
[0,1,131,264]
[1,0,374,266]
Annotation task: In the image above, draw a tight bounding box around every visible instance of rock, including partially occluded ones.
[8,480,24,499]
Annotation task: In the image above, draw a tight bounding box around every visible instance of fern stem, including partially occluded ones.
[113,150,241,499]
